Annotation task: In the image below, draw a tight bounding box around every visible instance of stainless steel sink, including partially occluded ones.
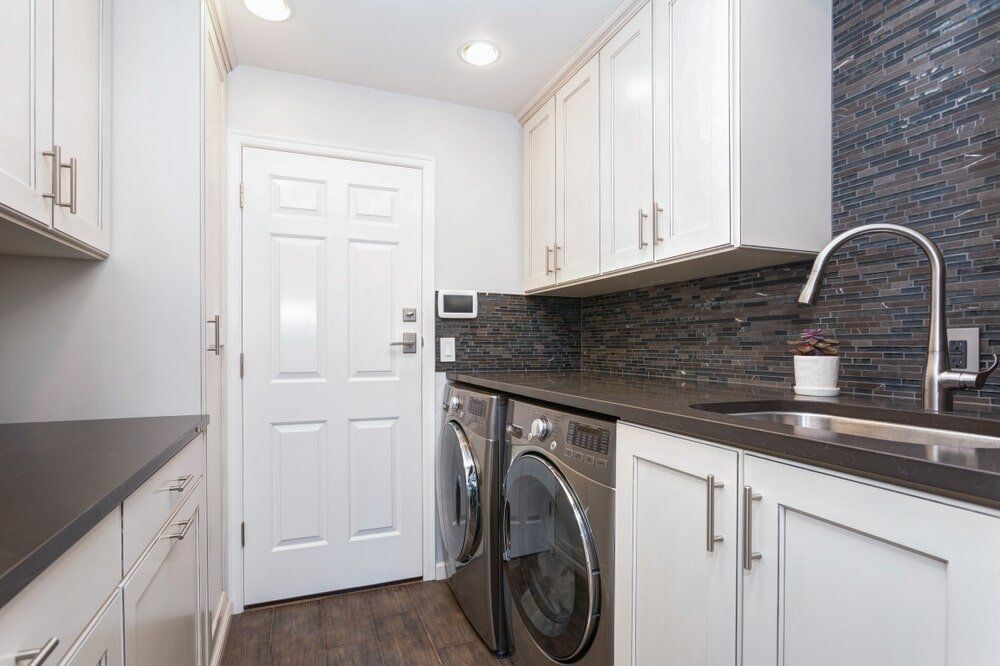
[691,401,1000,450]
[730,410,1000,449]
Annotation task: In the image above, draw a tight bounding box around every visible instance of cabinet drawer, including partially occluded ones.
[0,509,121,666]
[123,434,205,572]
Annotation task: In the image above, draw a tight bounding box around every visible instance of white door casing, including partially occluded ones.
[742,455,1000,666]
[652,0,731,260]
[599,1,653,274]
[241,146,424,604]
[555,54,601,284]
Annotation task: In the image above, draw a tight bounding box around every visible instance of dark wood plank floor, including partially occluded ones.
[221,580,508,665]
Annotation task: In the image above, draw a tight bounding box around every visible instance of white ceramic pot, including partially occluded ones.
[793,355,840,396]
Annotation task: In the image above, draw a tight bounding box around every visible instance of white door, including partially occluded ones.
[202,10,228,641]
[60,591,124,666]
[0,0,53,225]
[51,0,111,252]
[555,55,601,284]
[615,424,739,666]
[600,1,653,273]
[742,455,1000,666]
[652,0,731,260]
[242,147,424,605]
[523,97,557,291]
[122,483,207,666]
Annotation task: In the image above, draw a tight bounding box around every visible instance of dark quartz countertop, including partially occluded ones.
[0,415,208,608]
[447,371,1000,509]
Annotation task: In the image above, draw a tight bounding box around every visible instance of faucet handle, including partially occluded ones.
[971,354,999,389]
[944,354,999,391]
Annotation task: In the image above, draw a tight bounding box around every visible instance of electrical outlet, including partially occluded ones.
[947,327,979,371]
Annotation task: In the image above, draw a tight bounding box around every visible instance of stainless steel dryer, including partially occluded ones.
[437,384,509,656]
[503,400,615,665]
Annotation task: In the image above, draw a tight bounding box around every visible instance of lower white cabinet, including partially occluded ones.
[122,479,208,666]
[742,455,1000,666]
[60,591,124,666]
[616,424,1000,666]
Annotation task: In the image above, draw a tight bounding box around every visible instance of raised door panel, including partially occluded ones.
[51,0,111,252]
[60,591,124,666]
[615,424,739,666]
[523,98,557,291]
[122,481,207,666]
[653,0,731,260]
[742,456,1000,666]
[0,0,53,225]
[555,55,600,284]
[600,2,653,274]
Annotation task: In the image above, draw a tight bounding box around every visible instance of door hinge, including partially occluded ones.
[239,182,245,208]
[241,522,246,548]
[239,352,245,378]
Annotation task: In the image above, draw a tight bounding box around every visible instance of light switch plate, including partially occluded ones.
[947,327,979,371]
[439,337,456,363]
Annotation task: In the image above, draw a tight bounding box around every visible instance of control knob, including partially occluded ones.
[449,396,462,413]
[528,417,552,442]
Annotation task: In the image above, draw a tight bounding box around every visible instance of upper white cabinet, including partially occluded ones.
[520,0,832,295]
[615,424,1000,666]
[555,55,601,284]
[523,98,557,291]
[0,0,111,258]
[599,3,654,273]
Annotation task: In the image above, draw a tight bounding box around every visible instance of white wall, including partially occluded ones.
[0,0,203,422]
[227,65,523,294]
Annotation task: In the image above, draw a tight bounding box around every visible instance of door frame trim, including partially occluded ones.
[224,130,436,612]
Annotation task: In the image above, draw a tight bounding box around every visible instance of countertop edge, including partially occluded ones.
[449,373,1000,511]
[0,415,208,609]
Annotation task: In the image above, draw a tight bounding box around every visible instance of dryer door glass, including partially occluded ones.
[503,453,599,661]
[437,420,481,563]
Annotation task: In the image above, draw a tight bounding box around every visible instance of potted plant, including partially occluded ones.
[787,328,841,396]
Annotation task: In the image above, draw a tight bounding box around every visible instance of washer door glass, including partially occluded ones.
[503,453,599,662]
[437,420,481,563]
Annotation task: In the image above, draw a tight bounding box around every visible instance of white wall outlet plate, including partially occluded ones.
[947,327,979,372]
[439,337,456,363]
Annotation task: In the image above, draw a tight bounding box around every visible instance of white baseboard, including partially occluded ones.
[209,592,234,666]
[435,560,449,581]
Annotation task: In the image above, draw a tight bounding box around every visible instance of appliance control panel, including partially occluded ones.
[445,385,504,440]
[506,399,616,488]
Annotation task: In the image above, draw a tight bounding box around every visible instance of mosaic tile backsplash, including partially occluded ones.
[439,0,999,408]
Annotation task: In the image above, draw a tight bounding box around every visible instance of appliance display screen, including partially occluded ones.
[442,294,475,313]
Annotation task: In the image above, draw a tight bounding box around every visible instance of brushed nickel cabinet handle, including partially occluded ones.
[742,485,763,571]
[638,209,648,249]
[553,244,562,272]
[15,637,59,665]
[545,246,554,275]
[207,315,221,355]
[42,146,61,203]
[706,474,724,553]
[161,518,194,541]
[166,474,194,493]
[55,156,77,213]
[654,202,665,245]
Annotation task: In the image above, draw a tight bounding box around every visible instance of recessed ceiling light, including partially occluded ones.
[243,0,292,21]
[460,41,500,67]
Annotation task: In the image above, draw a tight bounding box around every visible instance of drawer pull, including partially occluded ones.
[165,475,194,493]
[15,637,59,665]
[161,519,194,541]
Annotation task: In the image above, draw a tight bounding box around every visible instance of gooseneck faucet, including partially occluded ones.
[798,223,997,412]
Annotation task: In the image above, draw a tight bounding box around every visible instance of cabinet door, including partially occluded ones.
[742,456,1000,666]
[51,0,111,252]
[615,424,739,666]
[599,2,653,273]
[0,0,54,225]
[60,591,124,666]
[554,55,600,284]
[523,97,557,291]
[652,0,731,260]
[123,481,207,666]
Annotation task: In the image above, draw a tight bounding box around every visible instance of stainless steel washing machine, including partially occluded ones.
[503,399,615,665]
[437,384,509,656]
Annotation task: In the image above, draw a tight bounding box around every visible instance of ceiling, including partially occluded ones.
[221,0,621,113]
